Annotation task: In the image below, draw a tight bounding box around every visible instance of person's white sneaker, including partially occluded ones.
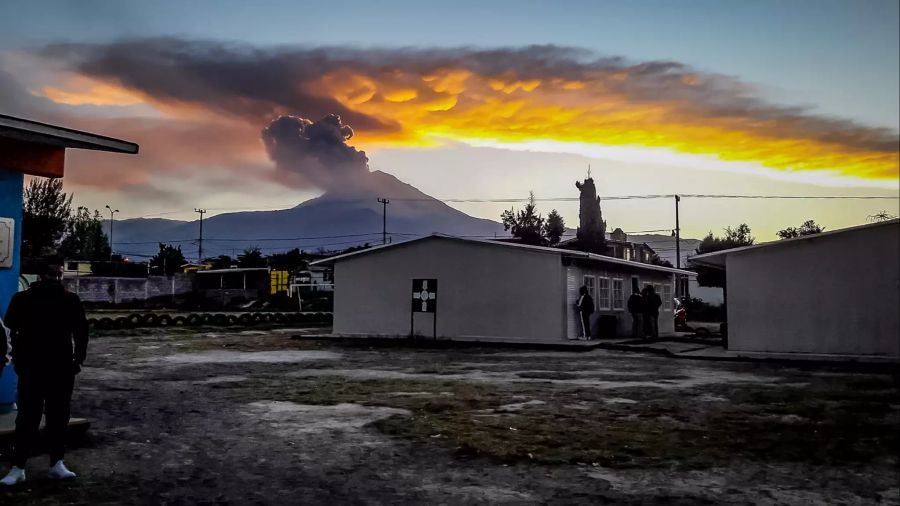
[47,460,76,480]
[0,466,26,486]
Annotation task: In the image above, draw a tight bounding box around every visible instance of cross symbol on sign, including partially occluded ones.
[411,279,437,313]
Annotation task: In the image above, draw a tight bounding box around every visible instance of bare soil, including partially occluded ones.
[1,327,898,505]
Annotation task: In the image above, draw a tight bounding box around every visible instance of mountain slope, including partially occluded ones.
[111,171,504,259]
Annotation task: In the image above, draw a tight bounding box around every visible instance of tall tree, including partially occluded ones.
[543,209,566,246]
[22,178,72,262]
[574,177,606,254]
[58,207,111,261]
[501,192,547,246]
[777,219,824,239]
[237,246,267,268]
[267,248,308,271]
[695,224,755,287]
[149,243,186,276]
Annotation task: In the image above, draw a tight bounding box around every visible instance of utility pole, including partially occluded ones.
[674,194,681,269]
[105,205,119,260]
[195,208,207,262]
[377,198,390,244]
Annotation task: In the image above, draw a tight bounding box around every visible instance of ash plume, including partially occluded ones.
[262,114,370,190]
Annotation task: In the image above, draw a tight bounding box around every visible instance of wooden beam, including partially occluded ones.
[0,137,65,178]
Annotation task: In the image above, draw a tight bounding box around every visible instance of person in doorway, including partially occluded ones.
[574,285,594,340]
[642,285,662,339]
[627,282,644,338]
[1,256,88,486]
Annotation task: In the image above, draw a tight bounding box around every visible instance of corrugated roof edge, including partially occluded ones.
[689,218,900,268]
[311,233,695,276]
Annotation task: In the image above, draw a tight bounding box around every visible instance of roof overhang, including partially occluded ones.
[0,114,139,178]
[687,219,900,270]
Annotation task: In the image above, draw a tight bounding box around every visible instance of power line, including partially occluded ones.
[121,193,898,220]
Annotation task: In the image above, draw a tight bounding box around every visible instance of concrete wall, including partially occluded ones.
[567,263,675,337]
[64,274,193,303]
[0,168,24,407]
[333,239,566,341]
[727,222,900,357]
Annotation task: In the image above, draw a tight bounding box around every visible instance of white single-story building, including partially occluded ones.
[312,235,694,343]
[689,219,899,358]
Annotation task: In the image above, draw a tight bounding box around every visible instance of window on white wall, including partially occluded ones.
[583,275,596,309]
[663,283,673,311]
[612,278,624,309]
[597,277,610,309]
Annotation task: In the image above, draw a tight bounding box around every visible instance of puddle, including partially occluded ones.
[417,483,533,503]
[194,375,249,384]
[244,401,409,436]
[496,400,546,412]
[154,350,342,365]
[604,397,637,404]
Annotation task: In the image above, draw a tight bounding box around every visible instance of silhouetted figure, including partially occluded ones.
[1,256,87,486]
[641,285,662,339]
[574,285,595,340]
[627,281,644,338]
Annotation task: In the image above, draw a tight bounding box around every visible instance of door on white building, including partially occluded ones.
[566,267,579,339]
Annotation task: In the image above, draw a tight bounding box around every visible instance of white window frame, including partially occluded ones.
[662,283,673,311]
[596,276,611,310]
[582,275,596,310]
[611,278,625,310]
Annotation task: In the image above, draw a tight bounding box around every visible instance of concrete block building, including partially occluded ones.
[690,219,900,358]
[313,235,694,343]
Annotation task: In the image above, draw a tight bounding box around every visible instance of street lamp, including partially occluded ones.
[105,205,119,260]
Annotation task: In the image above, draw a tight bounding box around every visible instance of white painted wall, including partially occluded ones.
[332,239,567,341]
[726,222,899,357]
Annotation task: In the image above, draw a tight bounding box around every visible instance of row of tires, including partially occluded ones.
[88,312,332,330]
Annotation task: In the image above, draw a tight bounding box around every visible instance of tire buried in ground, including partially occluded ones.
[143,314,158,327]
[212,314,228,326]
[172,316,187,326]
[157,314,172,327]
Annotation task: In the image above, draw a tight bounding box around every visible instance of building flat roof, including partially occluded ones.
[689,218,900,269]
[196,267,270,274]
[312,234,695,276]
[0,114,139,154]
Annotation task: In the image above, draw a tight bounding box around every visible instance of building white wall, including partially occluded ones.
[726,223,899,357]
[332,239,566,341]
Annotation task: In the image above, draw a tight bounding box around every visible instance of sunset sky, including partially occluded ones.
[1,0,898,240]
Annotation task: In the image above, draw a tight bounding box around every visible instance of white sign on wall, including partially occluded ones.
[0,218,14,269]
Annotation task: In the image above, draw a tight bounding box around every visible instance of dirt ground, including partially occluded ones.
[1,327,898,505]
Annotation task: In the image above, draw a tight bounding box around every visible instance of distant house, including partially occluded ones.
[313,234,694,343]
[195,267,270,305]
[690,220,899,358]
[64,260,93,277]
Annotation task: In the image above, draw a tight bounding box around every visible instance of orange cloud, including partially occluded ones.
[37,42,899,183]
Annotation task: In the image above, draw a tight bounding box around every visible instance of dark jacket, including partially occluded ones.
[4,280,88,375]
[627,293,643,314]
[577,294,594,315]
[643,292,662,316]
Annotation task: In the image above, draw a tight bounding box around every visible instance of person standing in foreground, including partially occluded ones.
[574,285,594,341]
[1,256,88,486]
[627,281,644,338]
